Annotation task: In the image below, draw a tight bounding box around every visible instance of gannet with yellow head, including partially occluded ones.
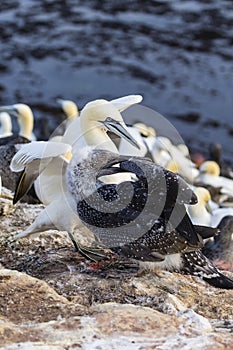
[198,161,233,196]
[10,96,141,259]
[0,103,36,141]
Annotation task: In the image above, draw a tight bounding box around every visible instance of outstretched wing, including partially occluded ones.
[10,141,71,203]
[111,95,143,112]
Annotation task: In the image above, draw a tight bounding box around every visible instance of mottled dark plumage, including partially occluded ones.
[202,215,233,269]
[180,250,233,289]
[68,149,233,288]
[0,134,29,146]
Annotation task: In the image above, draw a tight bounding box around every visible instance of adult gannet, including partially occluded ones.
[50,99,79,141]
[0,112,12,138]
[66,149,232,288]
[10,96,141,259]
[0,104,35,194]
[0,103,36,142]
[197,161,233,197]
[118,122,156,159]
[57,98,79,121]
[209,143,233,179]
[153,137,199,183]
[187,187,233,227]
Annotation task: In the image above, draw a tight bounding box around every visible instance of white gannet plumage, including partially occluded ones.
[118,122,156,158]
[197,161,233,197]
[187,187,233,228]
[10,95,141,246]
[0,103,36,140]
[0,112,12,138]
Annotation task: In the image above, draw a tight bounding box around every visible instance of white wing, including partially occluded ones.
[10,141,72,172]
[111,95,143,112]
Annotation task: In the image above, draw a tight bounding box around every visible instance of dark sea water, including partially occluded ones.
[0,0,232,161]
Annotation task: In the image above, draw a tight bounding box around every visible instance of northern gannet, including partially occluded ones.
[10,96,141,259]
[197,161,233,197]
[50,99,79,141]
[66,147,232,288]
[209,143,233,179]
[0,103,36,142]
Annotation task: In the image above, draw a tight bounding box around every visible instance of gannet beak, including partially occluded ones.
[0,105,18,117]
[101,117,141,150]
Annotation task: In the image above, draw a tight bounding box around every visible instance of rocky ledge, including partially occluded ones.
[0,194,232,349]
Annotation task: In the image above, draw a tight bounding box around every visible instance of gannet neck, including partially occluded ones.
[0,112,12,136]
[81,123,118,152]
[15,104,34,139]
[65,102,78,121]
[188,187,212,225]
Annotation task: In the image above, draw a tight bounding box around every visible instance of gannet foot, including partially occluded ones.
[67,232,109,262]
[14,231,30,239]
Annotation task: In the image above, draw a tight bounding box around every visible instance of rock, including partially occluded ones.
[0,201,233,349]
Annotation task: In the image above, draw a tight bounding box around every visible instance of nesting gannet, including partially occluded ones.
[0,103,36,142]
[50,99,79,141]
[209,143,233,179]
[118,121,155,159]
[10,96,141,259]
[187,187,233,227]
[197,161,233,197]
[0,112,12,138]
[66,147,232,288]
[57,99,79,121]
[163,138,198,182]
[0,106,34,194]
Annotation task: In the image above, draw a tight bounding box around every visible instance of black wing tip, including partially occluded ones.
[194,225,219,239]
[204,273,233,289]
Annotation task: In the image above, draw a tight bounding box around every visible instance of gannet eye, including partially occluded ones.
[105,117,114,123]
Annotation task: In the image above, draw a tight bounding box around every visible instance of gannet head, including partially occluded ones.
[57,99,79,120]
[133,122,149,137]
[0,103,34,139]
[195,187,211,204]
[194,187,212,213]
[166,159,179,173]
[133,123,156,138]
[81,99,140,149]
[199,161,220,177]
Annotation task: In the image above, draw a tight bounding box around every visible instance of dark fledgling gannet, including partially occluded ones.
[66,149,232,288]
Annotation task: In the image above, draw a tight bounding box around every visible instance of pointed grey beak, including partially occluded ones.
[101,117,141,150]
[0,105,18,117]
